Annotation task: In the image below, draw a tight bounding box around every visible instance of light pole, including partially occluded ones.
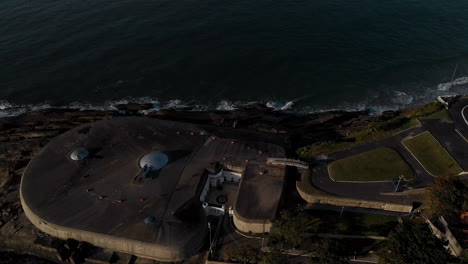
[394,175,404,192]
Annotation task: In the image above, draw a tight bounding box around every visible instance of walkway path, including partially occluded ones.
[267,157,309,169]
[304,233,387,240]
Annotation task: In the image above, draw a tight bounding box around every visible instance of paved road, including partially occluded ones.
[421,119,468,170]
[311,125,432,205]
[309,97,468,205]
[448,97,468,137]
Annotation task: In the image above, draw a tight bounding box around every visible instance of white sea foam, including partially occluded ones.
[266,100,295,111]
[0,76,467,119]
[391,91,414,105]
[437,76,468,91]
[216,100,237,111]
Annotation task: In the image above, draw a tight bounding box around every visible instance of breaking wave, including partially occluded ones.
[0,76,467,119]
[437,76,468,91]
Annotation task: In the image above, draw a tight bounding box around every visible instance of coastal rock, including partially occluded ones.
[0,160,9,190]
[114,103,154,111]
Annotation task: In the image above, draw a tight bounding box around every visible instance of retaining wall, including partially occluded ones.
[232,211,272,234]
[297,183,413,213]
[20,186,207,262]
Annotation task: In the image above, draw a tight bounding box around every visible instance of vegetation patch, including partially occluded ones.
[328,148,414,182]
[303,210,399,237]
[419,109,453,121]
[400,101,444,118]
[297,102,445,160]
[402,132,462,176]
[377,220,457,264]
[426,175,468,217]
[297,118,420,159]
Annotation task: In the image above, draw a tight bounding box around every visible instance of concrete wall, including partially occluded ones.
[20,187,206,262]
[200,178,210,202]
[232,211,272,234]
[297,183,413,213]
[223,170,241,183]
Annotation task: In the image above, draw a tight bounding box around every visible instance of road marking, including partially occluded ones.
[462,105,468,126]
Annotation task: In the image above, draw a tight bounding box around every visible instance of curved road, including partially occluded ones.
[310,97,468,205]
[311,125,431,205]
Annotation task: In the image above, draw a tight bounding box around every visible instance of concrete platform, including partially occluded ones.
[233,162,286,233]
[20,117,285,261]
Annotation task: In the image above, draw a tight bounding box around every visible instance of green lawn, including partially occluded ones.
[402,132,462,176]
[303,211,399,236]
[328,147,415,182]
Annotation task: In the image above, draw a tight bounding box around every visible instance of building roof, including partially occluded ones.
[233,162,286,223]
[20,117,285,261]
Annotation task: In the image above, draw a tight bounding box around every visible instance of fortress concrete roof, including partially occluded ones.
[234,162,286,224]
[20,117,285,261]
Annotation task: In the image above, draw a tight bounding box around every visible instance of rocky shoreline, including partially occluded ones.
[0,102,414,263]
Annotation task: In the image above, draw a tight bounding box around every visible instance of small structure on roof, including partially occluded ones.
[139,152,169,171]
[144,217,155,224]
[69,149,89,161]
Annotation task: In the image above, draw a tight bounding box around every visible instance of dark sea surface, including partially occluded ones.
[1,0,468,116]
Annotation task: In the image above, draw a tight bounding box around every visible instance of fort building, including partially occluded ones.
[20,117,287,262]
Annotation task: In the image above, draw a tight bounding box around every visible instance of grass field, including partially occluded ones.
[402,132,462,176]
[303,210,399,236]
[328,147,414,182]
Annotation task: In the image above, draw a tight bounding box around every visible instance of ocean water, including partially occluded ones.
[1,0,468,117]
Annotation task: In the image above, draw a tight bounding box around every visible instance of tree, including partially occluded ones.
[221,243,259,264]
[261,247,290,264]
[271,210,308,247]
[367,122,381,133]
[307,238,349,264]
[459,250,468,264]
[377,220,457,264]
[427,176,468,217]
